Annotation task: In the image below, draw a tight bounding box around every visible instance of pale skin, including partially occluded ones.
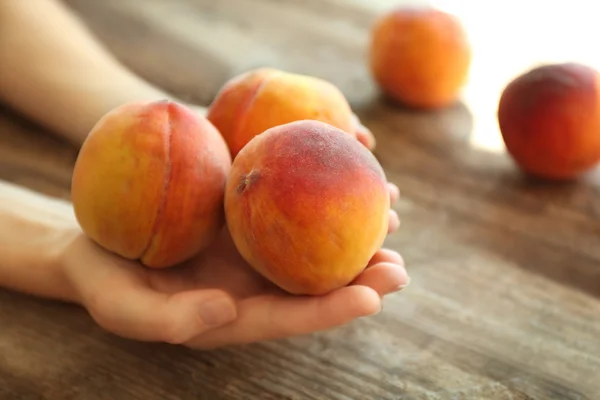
[0,0,409,349]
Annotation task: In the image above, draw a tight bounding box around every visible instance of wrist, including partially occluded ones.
[46,224,85,304]
[0,182,80,303]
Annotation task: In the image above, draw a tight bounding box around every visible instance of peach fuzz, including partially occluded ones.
[71,100,232,268]
[369,6,471,109]
[224,120,390,296]
[498,62,600,180]
[206,68,356,158]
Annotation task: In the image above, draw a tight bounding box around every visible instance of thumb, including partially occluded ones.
[89,287,238,344]
[163,289,238,344]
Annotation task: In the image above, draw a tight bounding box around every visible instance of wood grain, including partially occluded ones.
[1,0,600,399]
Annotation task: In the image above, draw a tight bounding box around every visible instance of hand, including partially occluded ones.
[59,185,407,350]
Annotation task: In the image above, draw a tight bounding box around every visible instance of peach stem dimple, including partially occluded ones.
[237,169,261,194]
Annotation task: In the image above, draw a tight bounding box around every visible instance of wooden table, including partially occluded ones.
[2,1,600,399]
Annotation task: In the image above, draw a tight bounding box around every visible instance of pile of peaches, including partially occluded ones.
[70,5,600,295]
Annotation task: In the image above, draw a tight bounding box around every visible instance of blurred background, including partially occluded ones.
[63,0,600,155]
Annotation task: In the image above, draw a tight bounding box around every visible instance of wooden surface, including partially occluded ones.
[2,0,600,399]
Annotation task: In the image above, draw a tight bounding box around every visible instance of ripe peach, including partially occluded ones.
[497,62,600,180]
[206,68,356,158]
[369,6,471,109]
[224,120,390,296]
[71,100,232,268]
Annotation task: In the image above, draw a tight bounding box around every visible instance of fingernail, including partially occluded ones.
[394,276,411,292]
[199,297,237,327]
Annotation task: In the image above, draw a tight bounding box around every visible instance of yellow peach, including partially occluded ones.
[71,100,231,268]
[207,68,357,158]
[369,6,471,109]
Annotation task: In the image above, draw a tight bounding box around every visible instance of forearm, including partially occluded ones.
[0,0,175,145]
[0,181,79,302]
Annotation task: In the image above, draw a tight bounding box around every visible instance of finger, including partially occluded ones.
[351,262,409,296]
[87,285,237,344]
[187,285,381,349]
[356,129,376,150]
[388,209,400,233]
[367,248,404,267]
[388,182,400,203]
[352,113,376,150]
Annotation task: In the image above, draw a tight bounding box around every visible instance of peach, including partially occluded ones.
[497,62,600,180]
[206,68,356,158]
[369,6,471,109]
[224,120,390,296]
[71,100,232,268]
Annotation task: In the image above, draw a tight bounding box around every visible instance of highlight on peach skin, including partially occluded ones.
[224,119,391,296]
[206,67,361,158]
[70,100,232,268]
[497,62,600,180]
[369,6,471,109]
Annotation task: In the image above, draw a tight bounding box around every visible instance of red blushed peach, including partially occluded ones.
[71,100,231,268]
[224,120,390,296]
[498,62,600,180]
[206,68,357,158]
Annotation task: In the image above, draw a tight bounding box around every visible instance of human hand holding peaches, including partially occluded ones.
[60,204,406,349]
[67,70,408,347]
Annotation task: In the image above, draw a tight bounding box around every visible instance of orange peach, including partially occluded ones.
[224,120,390,295]
[71,100,232,268]
[369,6,471,109]
[206,68,356,158]
[498,62,600,180]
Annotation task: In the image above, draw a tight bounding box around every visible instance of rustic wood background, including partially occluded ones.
[1,0,599,399]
